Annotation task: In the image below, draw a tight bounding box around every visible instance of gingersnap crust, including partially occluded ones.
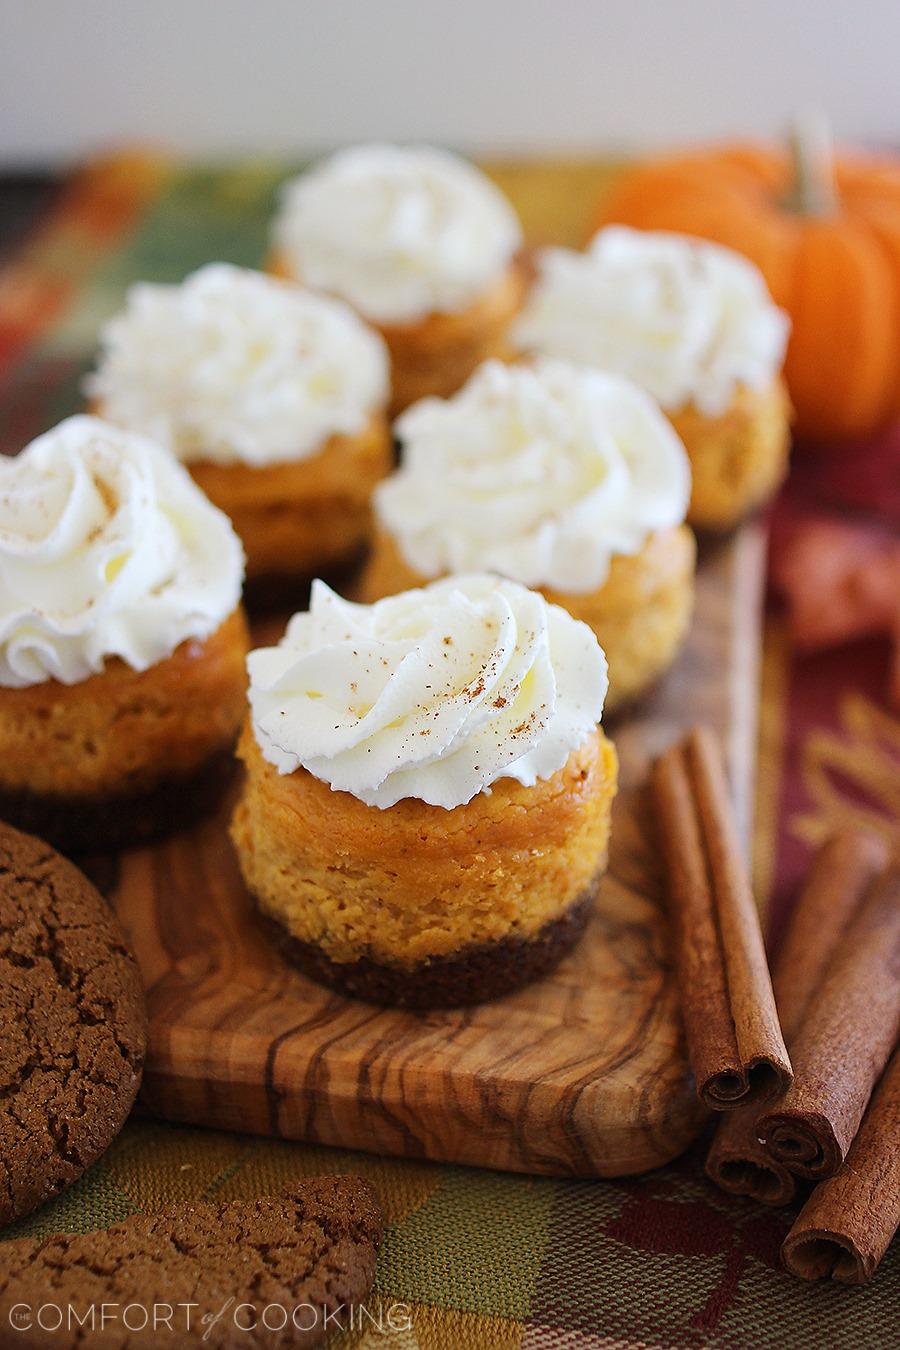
[0,743,238,856]
[0,821,146,1229]
[187,413,392,590]
[261,886,597,1009]
[0,1178,382,1350]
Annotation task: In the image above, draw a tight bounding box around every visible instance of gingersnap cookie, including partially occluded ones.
[0,1178,382,1348]
[0,821,146,1229]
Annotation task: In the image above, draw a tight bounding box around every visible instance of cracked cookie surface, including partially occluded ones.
[0,1177,382,1348]
[0,821,146,1228]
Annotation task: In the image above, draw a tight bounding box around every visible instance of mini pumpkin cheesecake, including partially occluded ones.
[231,575,617,1008]
[361,359,695,711]
[269,144,527,414]
[512,226,792,530]
[87,264,392,604]
[0,416,247,853]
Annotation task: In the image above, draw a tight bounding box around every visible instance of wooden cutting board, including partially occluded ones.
[110,524,766,1178]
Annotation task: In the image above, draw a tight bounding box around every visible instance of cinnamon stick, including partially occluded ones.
[782,1048,900,1284]
[652,727,791,1111]
[758,859,900,1179]
[706,830,888,1204]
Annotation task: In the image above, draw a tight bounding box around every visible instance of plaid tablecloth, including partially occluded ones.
[0,155,897,1349]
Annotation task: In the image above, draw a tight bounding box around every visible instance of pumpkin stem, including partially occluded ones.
[785,107,837,215]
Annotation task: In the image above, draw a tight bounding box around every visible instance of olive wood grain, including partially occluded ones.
[110,524,766,1178]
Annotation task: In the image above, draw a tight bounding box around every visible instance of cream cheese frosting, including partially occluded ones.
[247,574,608,810]
[513,226,790,416]
[271,144,523,324]
[86,264,389,467]
[376,359,691,593]
[0,416,244,688]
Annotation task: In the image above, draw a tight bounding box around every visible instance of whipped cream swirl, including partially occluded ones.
[86,264,389,467]
[248,574,607,810]
[0,416,244,688]
[514,226,790,416]
[271,144,523,324]
[377,359,690,593]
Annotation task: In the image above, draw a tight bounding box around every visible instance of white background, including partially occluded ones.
[2,0,899,165]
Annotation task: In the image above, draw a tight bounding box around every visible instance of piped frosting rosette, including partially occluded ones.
[247,574,608,810]
[376,358,691,594]
[0,416,244,688]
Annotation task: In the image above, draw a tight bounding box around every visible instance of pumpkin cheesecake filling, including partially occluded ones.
[668,377,792,531]
[232,574,617,1007]
[0,609,248,800]
[369,261,529,417]
[187,411,391,585]
[233,723,616,970]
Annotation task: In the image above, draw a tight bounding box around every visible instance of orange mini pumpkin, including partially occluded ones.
[594,128,900,444]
